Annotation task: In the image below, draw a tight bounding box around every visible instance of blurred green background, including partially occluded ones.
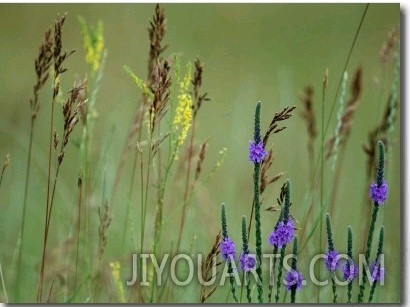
[0,3,400,303]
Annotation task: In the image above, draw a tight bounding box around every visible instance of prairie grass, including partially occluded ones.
[0,3,400,303]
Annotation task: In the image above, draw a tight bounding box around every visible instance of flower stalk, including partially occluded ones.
[220,204,238,303]
[358,140,387,302]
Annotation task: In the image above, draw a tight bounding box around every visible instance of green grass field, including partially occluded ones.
[0,3,400,303]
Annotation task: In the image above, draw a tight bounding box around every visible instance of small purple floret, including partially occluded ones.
[248,140,268,163]
[239,252,256,271]
[220,237,236,261]
[369,260,385,282]
[369,180,388,205]
[284,269,304,291]
[268,219,295,248]
[324,250,340,272]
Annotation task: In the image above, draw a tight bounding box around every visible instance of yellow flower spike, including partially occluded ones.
[93,21,104,71]
[109,261,126,303]
[180,63,192,91]
[78,16,105,73]
[172,62,193,158]
[123,65,152,98]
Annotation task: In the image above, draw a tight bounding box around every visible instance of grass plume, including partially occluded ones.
[199,231,221,303]
[300,85,317,177]
[327,67,362,217]
[0,155,9,188]
[38,13,76,302]
[262,106,296,149]
[326,67,362,159]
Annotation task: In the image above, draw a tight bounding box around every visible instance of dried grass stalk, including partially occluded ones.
[325,67,362,159]
[300,85,316,168]
[31,28,53,119]
[363,92,399,178]
[195,142,208,181]
[192,59,210,118]
[52,13,75,98]
[148,4,167,87]
[380,26,399,64]
[260,149,284,195]
[149,59,172,133]
[200,231,221,303]
[0,154,9,187]
[262,106,296,148]
[58,80,87,165]
[98,201,112,257]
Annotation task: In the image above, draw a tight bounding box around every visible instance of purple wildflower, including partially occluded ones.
[239,252,256,272]
[342,260,359,282]
[248,140,267,163]
[369,180,388,205]
[284,269,304,291]
[324,250,340,272]
[268,219,295,248]
[369,260,385,282]
[220,237,236,261]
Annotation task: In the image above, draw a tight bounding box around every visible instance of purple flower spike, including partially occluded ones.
[369,180,388,205]
[268,219,295,248]
[239,252,256,272]
[248,140,267,163]
[220,237,236,261]
[369,260,385,282]
[285,269,304,291]
[324,250,340,272]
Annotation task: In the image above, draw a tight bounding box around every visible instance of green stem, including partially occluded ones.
[358,204,379,302]
[227,261,239,303]
[290,237,298,303]
[368,226,384,303]
[142,127,154,265]
[241,216,252,303]
[268,208,284,303]
[346,226,353,303]
[252,102,263,303]
[275,246,286,303]
[79,108,91,300]
[254,162,263,303]
[15,118,34,302]
[176,119,196,254]
[325,214,337,302]
[268,246,278,303]
[122,151,138,253]
[317,68,326,304]
[220,204,238,303]
[38,74,58,302]
[139,142,145,253]
[331,274,337,303]
[73,172,82,301]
